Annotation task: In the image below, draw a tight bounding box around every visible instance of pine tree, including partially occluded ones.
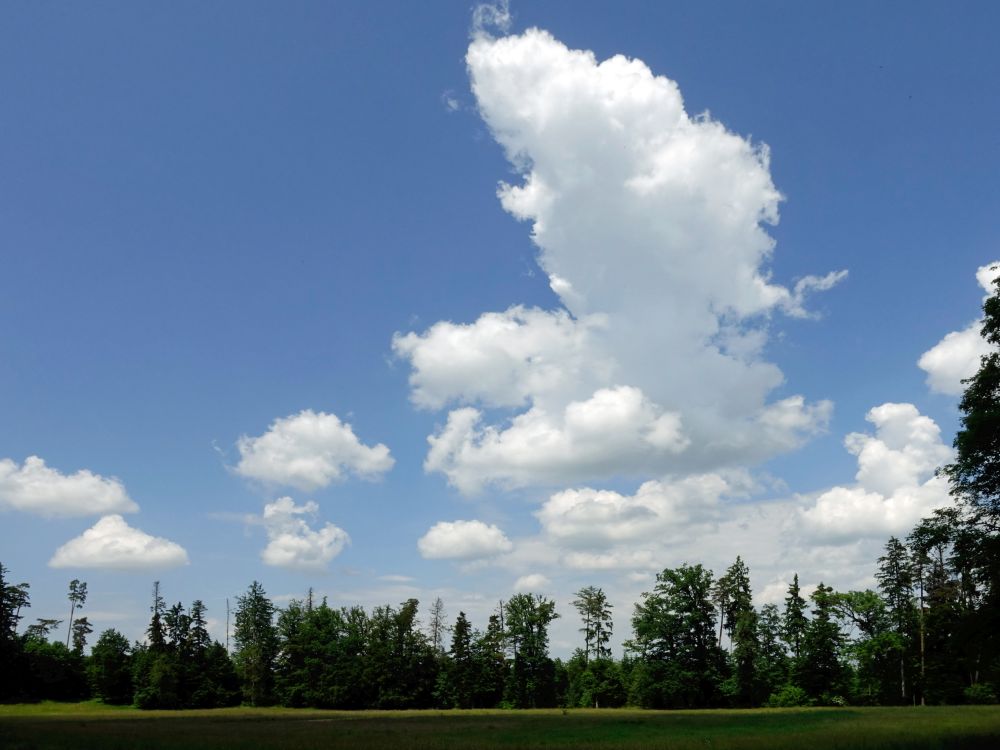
[428,597,448,654]
[148,582,166,651]
[797,582,845,702]
[876,536,916,702]
[446,611,474,708]
[782,574,808,663]
[233,581,278,706]
[721,557,758,706]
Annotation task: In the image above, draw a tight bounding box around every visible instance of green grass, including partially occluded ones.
[1,703,999,749]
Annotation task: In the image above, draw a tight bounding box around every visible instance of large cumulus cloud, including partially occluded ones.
[396,27,841,493]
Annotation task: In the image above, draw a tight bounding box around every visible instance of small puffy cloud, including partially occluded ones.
[49,515,188,570]
[441,90,461,112]
[0,456,138,517]
[235,410,394,491]
[800,403,953,542]
[918,323,991,395]
[425,387,689,493]
[259,497,350,572]
[918,262,998,395]
[397,27,841,493]
[977,263,1000,293]
[418,520,513,560]
[471,0,511,37]
[513,573,550,591]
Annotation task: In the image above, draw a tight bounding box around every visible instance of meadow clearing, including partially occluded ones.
[1,703,1000,750]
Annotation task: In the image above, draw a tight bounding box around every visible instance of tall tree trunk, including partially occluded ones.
[900,654,906,701]
[65,601,75,649]
[919,576,925,706]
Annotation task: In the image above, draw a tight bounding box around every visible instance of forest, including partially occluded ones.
[2,285,1000,713]
[0,510,997,711]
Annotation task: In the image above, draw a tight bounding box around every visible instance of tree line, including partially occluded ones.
[1,512,997,710]
[2,277,1000,710]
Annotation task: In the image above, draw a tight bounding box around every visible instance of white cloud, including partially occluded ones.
[0,456,138,518]
[397,28,840,493]
[425,387,689,494]
[563,548,661,571]
[471,0,511,37]
[977,263,1000,294]
[918,262,998,395]
[918,323,991,396]
[393,306,609,410]
[536,472,739,549]
[800,403,953,542]
[441,90,461,113]
[418,520,513,560]
[49,515,188,570]
[235,410,394,491]
[258,497,350,572]
[513,573,550,591]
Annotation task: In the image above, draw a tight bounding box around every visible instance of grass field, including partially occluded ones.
[1,702,999,750]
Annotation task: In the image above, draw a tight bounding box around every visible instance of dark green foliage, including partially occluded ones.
[21,637,88,702]
[233,581,279,707]
[365,599,438,708]
[65,579,87,651]
[934,271,1000,703]
[131,589,238,709]
[563,651,626,708]
[276,599,370,709]
[832,590,899,705]
[797,583,847,702]
[88,629,132,704]
[719,557,758,707]
[875,536,918,703]
[571,586,613,663]
[629,564,723,708]
[71,616,92,655]
[436,611,474,708]
[783,574,808,663]
[755,604,788,701]
[192,642,241,708]
[765,683,810,707]
[503,594,559,708]
[147,581,166,651]
[132,639,179,710]
[0,563,30,702]
[944,267,1000,527]
[470,613,507,708]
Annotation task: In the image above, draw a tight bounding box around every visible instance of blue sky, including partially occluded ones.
[2,1,998,655]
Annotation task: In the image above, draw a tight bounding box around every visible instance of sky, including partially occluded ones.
[2,1,999,657]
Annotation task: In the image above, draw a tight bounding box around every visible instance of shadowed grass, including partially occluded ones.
[1,703,999,749]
